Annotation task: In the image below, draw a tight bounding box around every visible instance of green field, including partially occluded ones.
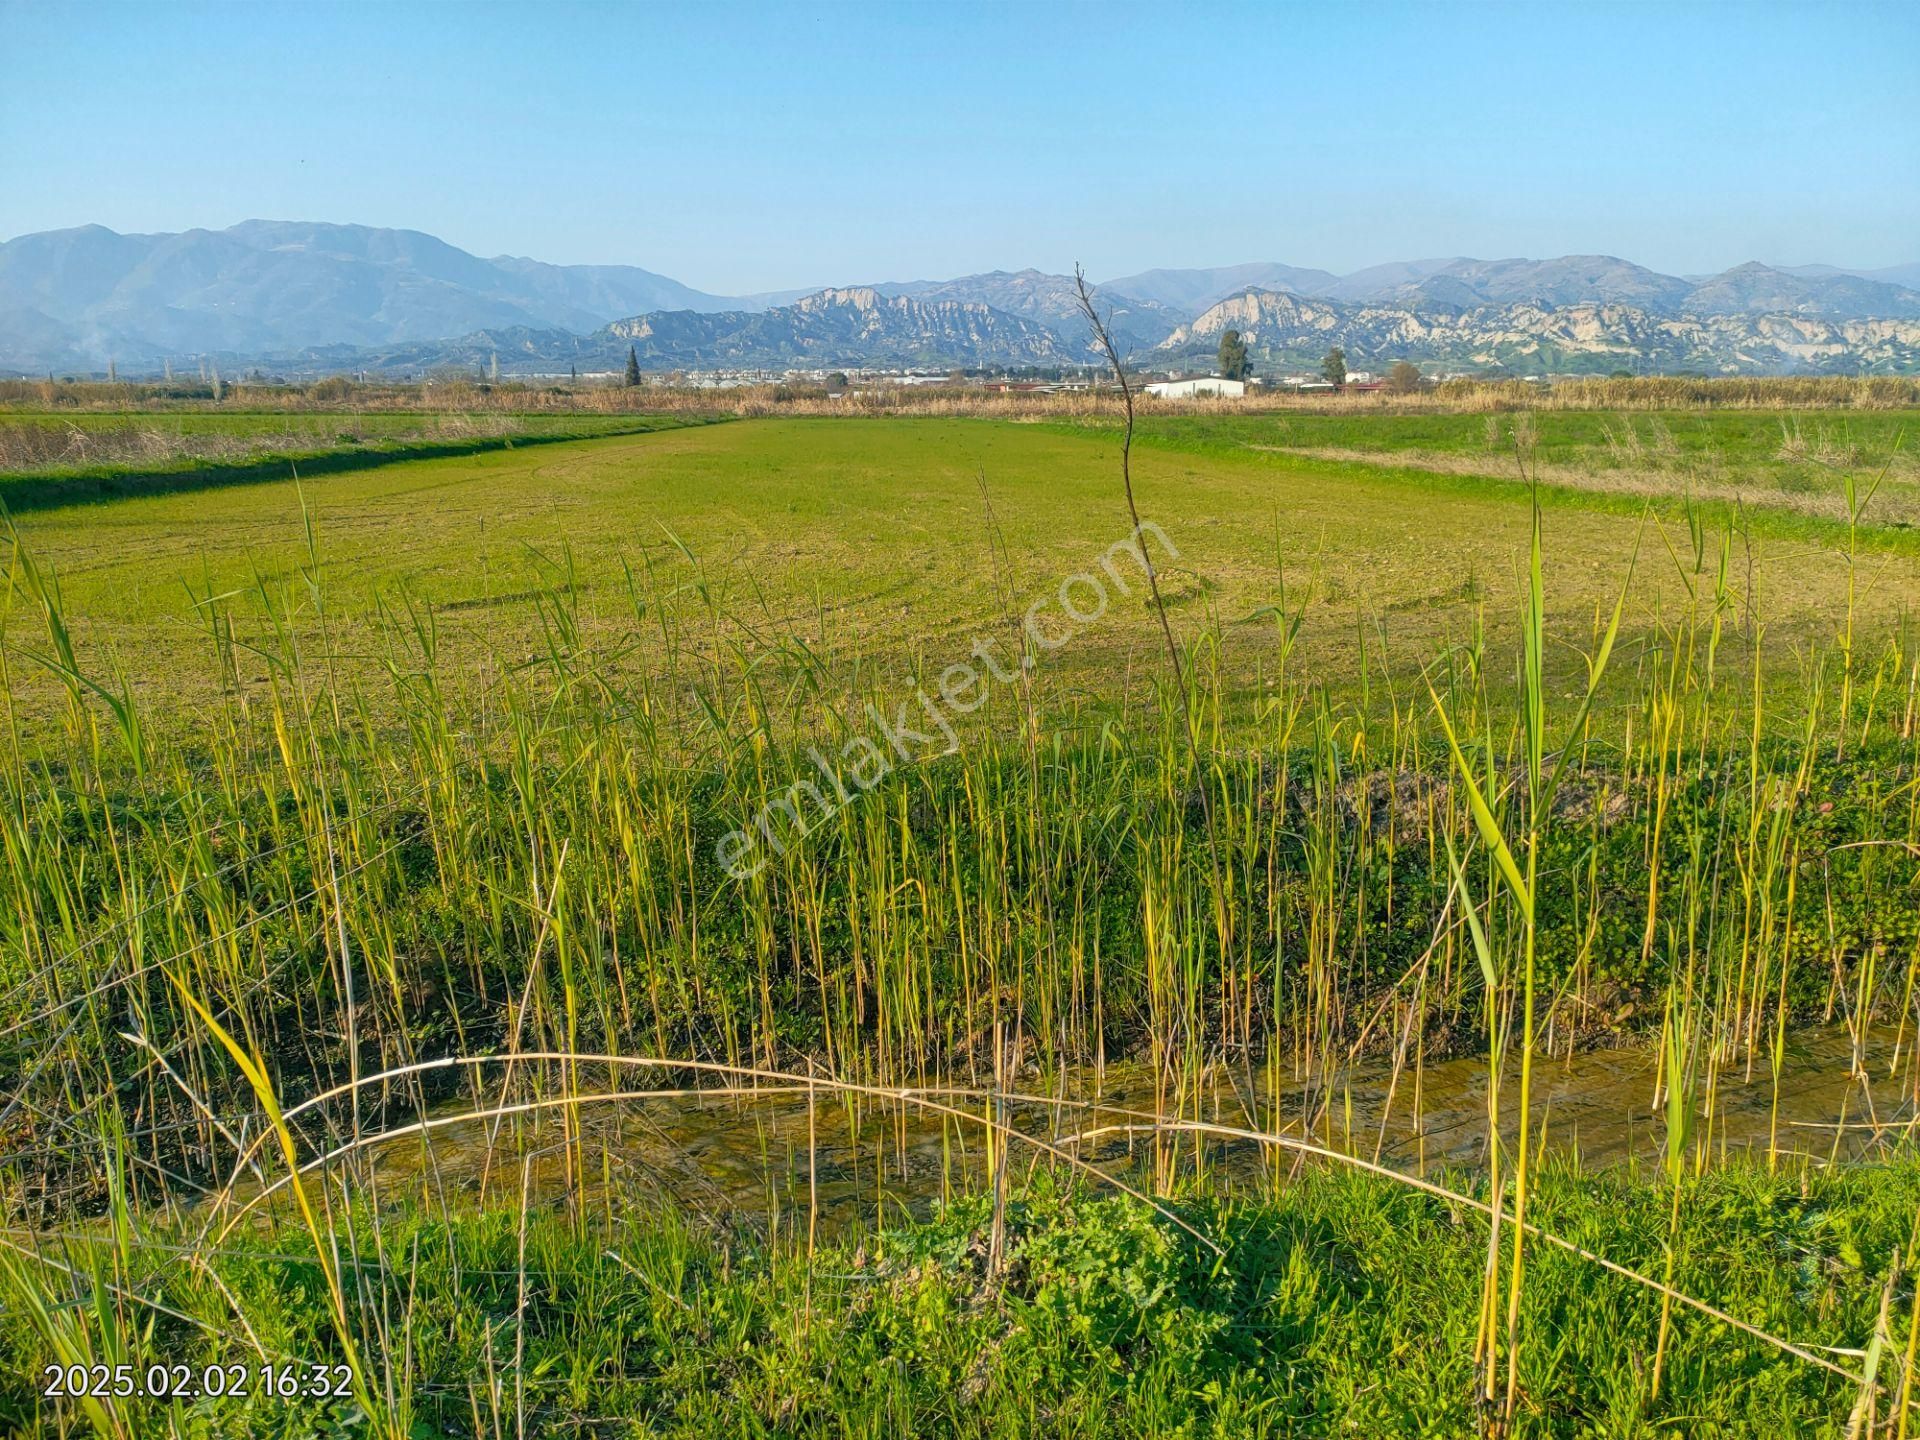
[0,408,700,509]
[1126,406,1916,477]
[8,1161,1915,1437]
[8,412,1916,728]
[4,406,1920,1437]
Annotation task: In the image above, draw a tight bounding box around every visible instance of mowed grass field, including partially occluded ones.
[8,410,1916,732]
[0,407,692,511]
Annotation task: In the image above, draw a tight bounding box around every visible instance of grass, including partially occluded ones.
[2,402,1919,1435]
[1127,407,1914,480]
[1100,410,1920,530]
[5,415,1914,733]
[3,1162,1916,1437]
[0,410,707,511]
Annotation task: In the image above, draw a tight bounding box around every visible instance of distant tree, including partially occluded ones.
[826,371,850,394]
[1321,347,1347,387]
[624,346,642,387]
[1217,329,1250,381]
[1610,368,1634,380]
[488,351,501,383]
[569,364,578,383]
[1386,360,1422,394]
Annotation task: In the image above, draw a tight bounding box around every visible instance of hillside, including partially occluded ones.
[877,269,1182,349]
[3,220,1919,375]
[603,287,1075,368]
[1161,288,1920,375]
[0,221,749,369]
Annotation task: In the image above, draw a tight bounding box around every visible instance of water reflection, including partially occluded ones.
[295,1025,1917,1237]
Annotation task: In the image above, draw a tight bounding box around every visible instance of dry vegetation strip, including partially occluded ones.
[7,373,1920,422]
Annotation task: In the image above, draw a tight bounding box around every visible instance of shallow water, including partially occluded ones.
[299,1023,1917,1236]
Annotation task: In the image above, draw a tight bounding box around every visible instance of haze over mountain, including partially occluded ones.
[1781,263,1920,291]
[2,220,1918,376]
[1679,262,1920,320]
[0,221,752,371]
[256,291,1082,377]
[872,270,1183,351]
[606,288,1076,369]
[1098,263,1345,315]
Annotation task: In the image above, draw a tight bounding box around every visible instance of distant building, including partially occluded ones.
[1143,376,1246,399]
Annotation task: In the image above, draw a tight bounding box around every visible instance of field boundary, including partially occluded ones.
[1083,421,1920,556]
[0,415,723,512]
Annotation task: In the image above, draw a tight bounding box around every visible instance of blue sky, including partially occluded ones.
[3,0,1915,292]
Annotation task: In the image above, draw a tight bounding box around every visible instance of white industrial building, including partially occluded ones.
[1143,376,1245,399]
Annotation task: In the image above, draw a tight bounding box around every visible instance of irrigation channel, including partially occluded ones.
[224,1023,1914,1240]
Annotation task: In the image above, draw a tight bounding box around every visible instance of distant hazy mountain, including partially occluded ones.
[1361,256,1698,312]
[1105,254,1920,321]
[1162,288,1920,375]
[1102,256,1696,311]
[1315,259,1464,302]
[602,287,1074,369]
[0,302,92,373]
[875,268,1083,314]
[283,275,1920,378]
[4,220,1919,375]
[877,269,1181,348]
[302,287,1075,373]
[1859,263,1920,291]
[1782,262,1920,292]
[0,221,757,369]
[1681,262,1920,320]
[1099,262,1342,313]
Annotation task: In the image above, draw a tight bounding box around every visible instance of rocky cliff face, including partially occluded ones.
[878,270,1181,349]
[13,221,1918,376]
[602,287,1073,367]
[1127,255,1920,320]
[1162,289,1920,375]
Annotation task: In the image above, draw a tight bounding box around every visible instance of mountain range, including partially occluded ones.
[3,221,1919,377]
[1159,291,1920,377]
